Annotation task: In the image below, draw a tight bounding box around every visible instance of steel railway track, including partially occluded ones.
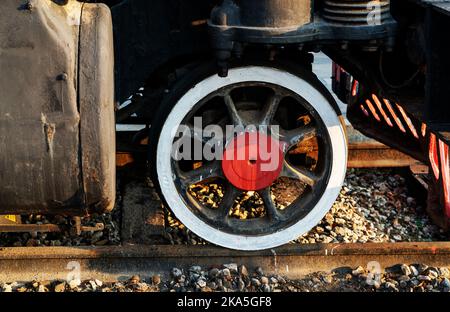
[0,242,449,283]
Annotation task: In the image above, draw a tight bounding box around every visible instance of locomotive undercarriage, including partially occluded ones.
[1,0,449,250]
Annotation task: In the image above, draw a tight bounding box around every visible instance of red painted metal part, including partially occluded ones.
[421,123,427,137]
[372,94,393,127]
[351,79,358,97]
[396,103,419,139]
[331,62,448,222]
[439,139,450,218]
[383,98,407,133]
[333,62,341,83]
[360,104,369,117]
[365,99,381,121]
[222,132,283,191]
[429,133,440,180]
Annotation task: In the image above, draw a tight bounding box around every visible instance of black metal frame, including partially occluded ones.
[208,0,397,76]
[110,0,450,138]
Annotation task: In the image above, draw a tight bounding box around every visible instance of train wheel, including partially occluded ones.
[149,64,347,250]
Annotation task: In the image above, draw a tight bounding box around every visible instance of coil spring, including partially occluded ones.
[322,0,391,25]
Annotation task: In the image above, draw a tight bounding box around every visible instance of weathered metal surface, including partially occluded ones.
[0,219,103,234]
[70,216,105,236]
[116,152,135,167]
[0,224,62,233]
[111,0,217,103]
[209,0,396,42]
[81,224,105,232]
[348,147,419,168]
[79,2,116,212]
[0,0,115,215]
[0,242,449,283]
[0,0,83,215]
[346,127,420,168]
[209,0,396,75]
[323,0,391,24]
[238,0,311,28]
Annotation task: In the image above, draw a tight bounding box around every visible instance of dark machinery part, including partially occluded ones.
[322,0,391,24]
[0,215,104,235]
[0,0,116,215]
[424,2,450,135]
[331,56,450,228]
[108,0,450,233]
[111,0,217,104]
[109,0,450,139]
[322,1,450,138]
[208,0,397,76]
[0,0,449,234]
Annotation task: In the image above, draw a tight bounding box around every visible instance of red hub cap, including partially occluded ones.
[222,132,284,191]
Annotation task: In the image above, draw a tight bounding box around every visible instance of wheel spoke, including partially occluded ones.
[281,126,317,149]
[165,76,342,243]
[224,93,244,127]
[258,187,282,222]
[181,161,223,186]
[280,161,318,187]
[189,125,224,151]
[260,93,282,125]
[215,184,240,220]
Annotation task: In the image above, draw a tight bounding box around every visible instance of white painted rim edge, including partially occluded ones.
[156,66,347,251]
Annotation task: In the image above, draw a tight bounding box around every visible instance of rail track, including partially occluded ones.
[0,242,449,284]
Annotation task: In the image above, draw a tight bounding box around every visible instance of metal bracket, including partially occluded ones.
[0,215,104,234]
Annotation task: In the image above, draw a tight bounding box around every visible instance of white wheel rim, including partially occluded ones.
[156,66,347,250]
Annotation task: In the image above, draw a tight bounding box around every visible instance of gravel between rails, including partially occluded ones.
[165,168,449,246]
[0,169,448,247]
[1,168,450,292]
[1,263,449,292]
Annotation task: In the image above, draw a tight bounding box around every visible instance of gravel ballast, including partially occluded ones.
[1,169,448,247]
[0,169,449,292]
[165,169,449,246]
[1,263,449,292]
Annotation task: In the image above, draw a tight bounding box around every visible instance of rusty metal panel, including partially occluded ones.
[0,0,115,215]
[79,3,116,212]
[0,0,83,214]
